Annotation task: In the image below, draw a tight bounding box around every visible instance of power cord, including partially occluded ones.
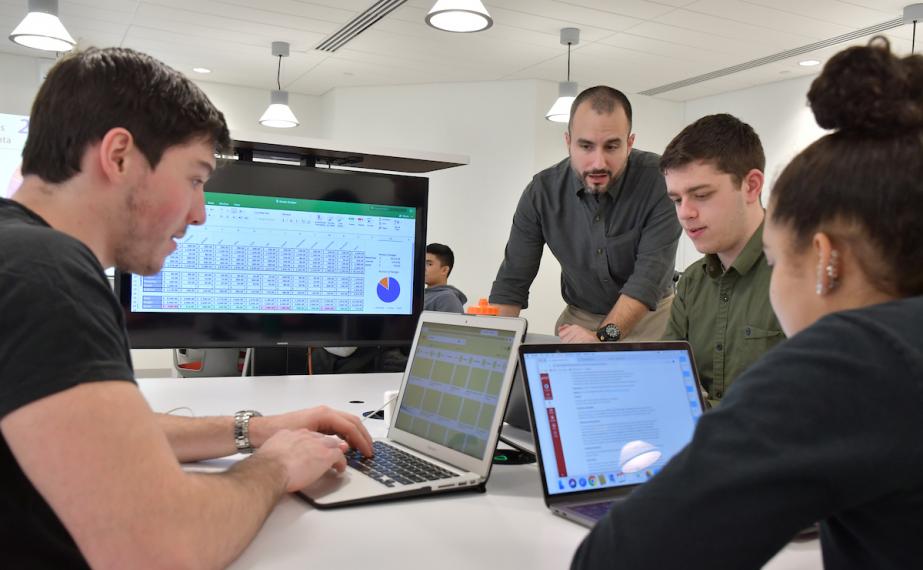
[360,394,398,424]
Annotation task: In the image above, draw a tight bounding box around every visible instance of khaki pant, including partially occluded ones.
[555,295,674,342]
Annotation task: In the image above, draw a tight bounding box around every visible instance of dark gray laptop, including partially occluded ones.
[500,332,559,453]
[519,341,705,527]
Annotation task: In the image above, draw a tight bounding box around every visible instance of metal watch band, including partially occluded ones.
[233,410,262,454]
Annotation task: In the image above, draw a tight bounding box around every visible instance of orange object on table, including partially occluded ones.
[466,298,500,315]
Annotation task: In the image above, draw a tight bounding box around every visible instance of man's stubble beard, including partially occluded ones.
[112,186,160,276]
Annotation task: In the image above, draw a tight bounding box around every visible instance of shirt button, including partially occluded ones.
[716,343,723,351]
[721,295,729,303]
[745,327,752,336]
[597,248,603,255]
[595,216,601,222]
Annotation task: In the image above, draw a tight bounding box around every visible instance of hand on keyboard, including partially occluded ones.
[347,441,457,487]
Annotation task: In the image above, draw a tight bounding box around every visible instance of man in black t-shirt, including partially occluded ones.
[0,48,373,568]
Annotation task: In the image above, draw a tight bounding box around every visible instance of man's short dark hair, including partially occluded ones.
[22,47,231,183]
[426,243,455,276]
[660,114,765,185]
[568,86,633,132]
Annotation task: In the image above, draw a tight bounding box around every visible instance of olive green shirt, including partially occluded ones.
[663,222,784,406]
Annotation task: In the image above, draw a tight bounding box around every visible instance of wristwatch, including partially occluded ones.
[596,323,622,342]
[233,410,262,454]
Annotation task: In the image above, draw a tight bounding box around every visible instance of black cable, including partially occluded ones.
[913,20,917,54]
[566,42,572,82]
[276,55,282,90]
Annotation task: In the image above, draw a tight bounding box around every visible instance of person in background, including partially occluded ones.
[660,114,784,406]
[489,86,680,343]
[423,242,467,313]
[571,37,923,569]
[0,47,372,568]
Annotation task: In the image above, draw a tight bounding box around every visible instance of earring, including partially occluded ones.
[816,261,824,295]
[825,250,840,291]
[816,249,840,296]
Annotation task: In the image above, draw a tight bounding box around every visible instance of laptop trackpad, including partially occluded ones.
[300,468,397,505]
[299,468,351,498]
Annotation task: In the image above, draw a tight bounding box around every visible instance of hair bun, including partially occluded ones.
[807,37,923,135]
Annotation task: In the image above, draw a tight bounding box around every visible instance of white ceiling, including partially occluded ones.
[0,0,916,101]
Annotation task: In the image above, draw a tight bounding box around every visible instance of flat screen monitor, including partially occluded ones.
[116,159,428,348]
[0,112,29,198]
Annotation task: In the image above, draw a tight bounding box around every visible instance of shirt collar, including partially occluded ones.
[702,221,766,279]
[0,197,51,227]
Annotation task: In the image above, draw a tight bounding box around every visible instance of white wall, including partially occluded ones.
[0,52,46,115]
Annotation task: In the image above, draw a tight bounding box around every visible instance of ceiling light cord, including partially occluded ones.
[566,41,572,82]
[276,55,282,90]
[913,20,917,53]
[260,41,299,128]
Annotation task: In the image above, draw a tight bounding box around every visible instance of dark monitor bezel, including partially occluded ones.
[115,159,428,349]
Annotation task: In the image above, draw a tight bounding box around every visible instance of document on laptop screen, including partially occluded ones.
[394,322,518,459]
[522,349,702,496]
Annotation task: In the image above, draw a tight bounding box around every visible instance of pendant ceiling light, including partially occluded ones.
[9,0,76,52]
[425,0,493,33]
[545,28,581,123]
[905,3,923,53]
[259,41,299,129]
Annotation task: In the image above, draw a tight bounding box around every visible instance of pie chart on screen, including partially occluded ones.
[377,277,400,303]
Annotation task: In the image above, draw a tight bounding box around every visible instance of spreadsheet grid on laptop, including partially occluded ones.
[298,311,526,508]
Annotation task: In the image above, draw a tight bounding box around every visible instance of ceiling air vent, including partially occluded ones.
[316,0,408,53]
[639,18,903,96]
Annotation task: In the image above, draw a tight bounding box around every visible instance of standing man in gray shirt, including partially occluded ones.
[490,86,680,342]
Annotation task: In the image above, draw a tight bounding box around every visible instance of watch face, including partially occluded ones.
[598,323,621,341]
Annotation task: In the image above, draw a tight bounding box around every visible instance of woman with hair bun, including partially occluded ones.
[572,37,923,570]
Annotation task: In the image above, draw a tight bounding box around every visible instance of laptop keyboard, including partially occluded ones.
[346,441,459,488]
[569,501,615,521]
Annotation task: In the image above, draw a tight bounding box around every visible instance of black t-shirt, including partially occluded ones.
[572,296,923,570]
[0,198,135,568]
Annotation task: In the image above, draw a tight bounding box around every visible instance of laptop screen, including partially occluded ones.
[394,321,518,460]
[521,347,703,497]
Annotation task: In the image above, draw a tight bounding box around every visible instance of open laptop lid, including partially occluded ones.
[519,341,705,507]
[387,311,528,477]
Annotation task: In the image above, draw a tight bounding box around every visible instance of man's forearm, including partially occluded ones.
[602,295,648,336]
[157,413,238,462]
[173,454,288,568]
[152,415,288,566]
[6,382,304,570]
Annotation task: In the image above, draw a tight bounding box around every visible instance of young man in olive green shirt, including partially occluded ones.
[660,114,784,406]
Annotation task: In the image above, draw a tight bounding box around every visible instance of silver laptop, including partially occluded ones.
[519,341,705,527]
[299,311,527,508]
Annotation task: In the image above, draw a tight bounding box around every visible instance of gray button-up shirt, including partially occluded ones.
[489,150,680,315]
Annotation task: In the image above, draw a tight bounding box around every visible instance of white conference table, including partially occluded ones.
[139,374,822,570]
